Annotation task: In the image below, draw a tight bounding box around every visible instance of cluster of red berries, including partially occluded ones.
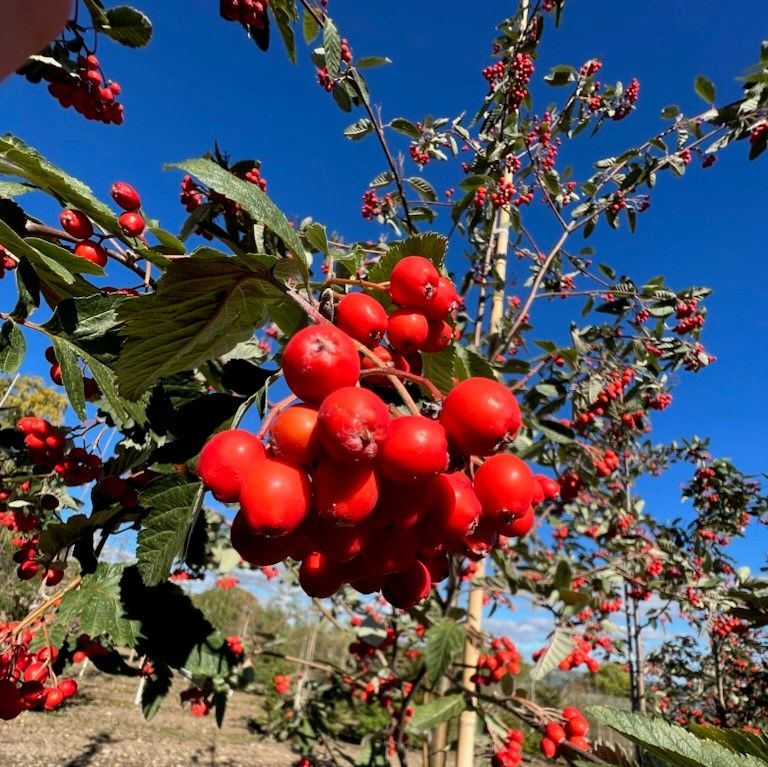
[361,189,382,220]
[273,673,292,695]
[647,392,672,411]
[540,708,590,758]
[580,59,602,77]
[558,470,583,501]
[527,112,560,173]
[0,624,78,720]
[180,686,214,717]
[471,636,522,685]
[594,448,620,477]
[316,67,334,92]
[645,558,664,578]
[491,729,525,767]
[482,60,507,88]
[219,0,269,27]
[573,368,634,430]
[598,596,624,614]
[197,256,553,608]
[44,54,124,125]
[674,299,705,335]
[0,245,17,279]
[558,637,601,673]
[13,538,63,585]
[508,53,535,109]
[612,78,640,121]
[409,144,430,166]
[226,635,245,660]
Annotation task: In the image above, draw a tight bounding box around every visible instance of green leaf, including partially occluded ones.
[57,563,141,646]
[407,176,437,202]
[82,0,109,26]
[146,227,187,256]
[532,417,576,445]
[136,475,205,586]
[38,509,120,558]
[554,559,573,590]
[356,56,391,69]
[142,663,172,721]
[344,118,373,141]
[302,7,319,43]
[694,75,717,104]
[116,251,274,399]
[530,628,573,680]
[454,345,496,382]
[589,707,765,767]
[0,320,24,373]
[689,725,768,763]
[422,346,457,394]
[52,336,86,419]
[390,118,422,139]
[303,222,329,254]
[102,6,153,48]
[272,5,297,65]
[166,158,307,280]
[0,181,33,198]
[323,18,342,77]
[661,105,681,119]
[424,621,465,686]
[407,694,465,734]
[367,233,448,284]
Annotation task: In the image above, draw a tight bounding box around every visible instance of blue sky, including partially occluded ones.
[1,1,767,611]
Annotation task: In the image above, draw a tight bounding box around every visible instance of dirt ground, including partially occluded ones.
[0,670,301,767]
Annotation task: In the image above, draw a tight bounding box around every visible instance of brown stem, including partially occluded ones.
[359,367,444,402]
[256,394,298,439]
[323,277,390,292]
[10,575,83,639]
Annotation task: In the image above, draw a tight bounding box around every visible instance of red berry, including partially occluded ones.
[111,181,141,211]
[568,736,590,751]
[535,474,561,500]
[424,276,460,320]
[498,505,534,537]
[49,363,62,385]
[540,737,558,759]
[565,716,589,737]
[311,520,370,563]
[282,325,360,404]
[387,309,429,354]
[239,459,311,536]
[316,386,390,462]
[473,454,535,527]
[231,512,308,565]
[389,256,440,308]
[382,560,431,609]
[377,416,449,483]
[118,211,145,237]
[545,723,566,744]
[198,429,266,503]
[0,680,22,720]
[312,460,379,526]
[440,378,522,456]
[299,551,342,598]
[17,560,39,580]
[59,209,93,239]
[562,706,582,720]
[43,687,65,711]
[45,567,64,586]
[420,472,481,542]
[74,240,107,268]
[58,678,78,699]
[421,320,453,353]
[336,293,388,347]
[370,475,435,530]
[269,404,320,465]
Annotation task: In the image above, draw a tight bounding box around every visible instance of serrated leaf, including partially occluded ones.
[424,621,465,686]
[369,170,395,188]
[407,694,465,734]
[304,222,329,253]
[407,176,437,202]
[323,18,341,77]
[0,320,24,374]
[302,8,319,43]
[136,476,204,586]
[166,158,307,279]
[52,336,86,419]
[57,563,141,646]
[589,706,765,767]
[367,233,448,285]
[0,181,32,198]
[356,56,391,69]
[694,75,716,104]
[454,345,496,381]
[271,5,296,64]
[116,251,274,399]
[422,346,457,394]
[689,725,768,763]
[102,6,153,47]
[344,118,373,141]
[530,628,573,680]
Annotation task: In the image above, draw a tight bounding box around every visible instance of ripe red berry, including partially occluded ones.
[45,567,65,586]
[562,706,582,720]
[473,454,535,527]
[421,472,481,542]
[545,723,566,744]
[389,256,440,308]
[382,560,431,609]
[74,240,108,268]
[424,276,460,320]
[336,293,388,347]
[535,474,561,500]
[58,678,78,699]
[440,377,522,456]
[370,475,435,530]
[421,320,453,353]
[0,680,22,720]
[312,460,379,526]
[299,551,342,598]
[377,416,449,483]
[311,520,370,563]
[497,504,534,537]
[198,429,266,503]
[17,560,39,580]
[540,737,558,759]
[118,211,145,237]
[231,512,309,565]
[110,181,141,211]
[59,209,93,239]
[316,386,390,462]
[565,716,589,737]
[568,736,590,751]
[269,404,320,465]
[282,325,361,403]
[239,459,311,536]
[43,687,65,711]
[387,309,430,353]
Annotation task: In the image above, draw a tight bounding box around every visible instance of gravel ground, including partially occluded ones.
[0,670,298,767]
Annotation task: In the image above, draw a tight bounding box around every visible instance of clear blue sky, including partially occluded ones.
[1,1,766,580]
